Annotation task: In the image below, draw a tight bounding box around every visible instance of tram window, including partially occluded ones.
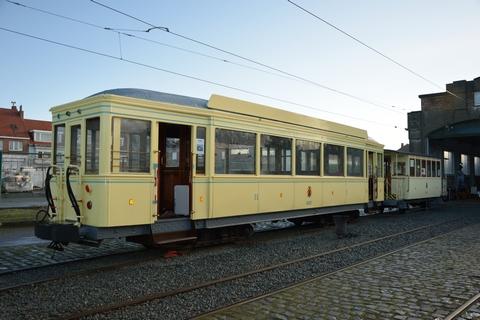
[427,160,432,177]
[347,148,364,177]
[86,118,100,174]
[70,125,81,166]
[215,129,255,174]
[166,137,180,168]
[196,127,206,174]
[409,159,415,176]
[112,118,151,173]
[324,144,344,176]
[437,161,441,177]
[296,140,320,176]
[421,160,426,177]
[396,162,406,176]
[415,159,421,177]
[53,124,65,166]
[261,135,292,175]
[376,153,383,177]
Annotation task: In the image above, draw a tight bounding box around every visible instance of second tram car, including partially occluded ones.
[383,150,443,211]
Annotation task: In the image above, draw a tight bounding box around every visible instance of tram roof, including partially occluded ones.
[53,88,377,142]
[88,88,209,109]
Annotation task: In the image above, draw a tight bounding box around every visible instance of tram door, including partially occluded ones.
[157,123,192,218]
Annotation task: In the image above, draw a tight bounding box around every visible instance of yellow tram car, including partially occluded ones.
[35,88,384,247]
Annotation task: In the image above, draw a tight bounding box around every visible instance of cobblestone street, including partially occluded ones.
[201,223,480,320]
[0,238,142,274]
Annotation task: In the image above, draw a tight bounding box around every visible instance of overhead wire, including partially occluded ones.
[286,0,463,101]
[87,0,408,114]
[4,0,296,82]
[6,0,409,114]
[0,26,403,129]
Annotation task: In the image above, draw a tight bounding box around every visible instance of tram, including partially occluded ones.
[383,150,443,211]
[35,88,385,248]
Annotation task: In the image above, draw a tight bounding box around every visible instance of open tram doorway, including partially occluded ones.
[157,123,192,218]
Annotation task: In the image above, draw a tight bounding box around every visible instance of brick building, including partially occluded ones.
[408,76,480,190]
[0,103,52,190]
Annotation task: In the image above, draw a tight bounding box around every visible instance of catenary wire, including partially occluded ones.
[5,0,407,114]
[0,26,403,129]
[87,0,408,114]
[286,0,463,101]
[3,0,297,82]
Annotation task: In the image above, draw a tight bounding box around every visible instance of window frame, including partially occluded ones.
[260,134,292,175]
[474,91,480,107]
[346,147,364,177]
[85,117,101,174]
[215,128,256,175]
[70,124,82,167]
[409,158,415,177]
[195,126,206,175]
[8,140,23,152]
[111,117,151,174]
[295,139,320,176]
[323,144,345,177]
[53,124,65,166]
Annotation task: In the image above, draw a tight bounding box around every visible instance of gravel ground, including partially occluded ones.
[0,201,478,320]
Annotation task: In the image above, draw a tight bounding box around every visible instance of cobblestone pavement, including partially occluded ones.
[200,223,480,320]
[0,238,142,274]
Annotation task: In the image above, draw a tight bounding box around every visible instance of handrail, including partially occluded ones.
[45,166,57,214]
[66,165,81,223]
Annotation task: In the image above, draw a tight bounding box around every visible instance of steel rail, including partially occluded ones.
[60,218,463,320]
[0,222,328,292]
[0,247,143,277]
[443,292,480,320]
[194,223,468,319]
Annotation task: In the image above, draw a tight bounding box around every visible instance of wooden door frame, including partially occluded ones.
[156,122,192,217]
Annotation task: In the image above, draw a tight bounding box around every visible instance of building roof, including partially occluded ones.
[0,107,51,145]
[0,107,29,138]
[24,119,51,131]
[89,88,208,109]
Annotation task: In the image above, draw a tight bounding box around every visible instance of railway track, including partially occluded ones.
[194,223,470,319]
[0,245,144,277]
[443,293,480,320]
[0,220,330,291]
[56,218,462,320]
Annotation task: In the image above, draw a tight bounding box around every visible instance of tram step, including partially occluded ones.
[152,236,198,245]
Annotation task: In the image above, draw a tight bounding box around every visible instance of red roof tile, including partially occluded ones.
[0,108,29,138]
[0,108,52,147]
[24,119,52,131]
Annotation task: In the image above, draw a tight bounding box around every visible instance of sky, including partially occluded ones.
[0,0,479,149]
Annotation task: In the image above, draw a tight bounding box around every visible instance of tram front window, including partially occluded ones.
[86,118,100,174]
[53,124,65,167]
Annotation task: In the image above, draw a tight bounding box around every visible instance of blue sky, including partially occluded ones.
[1,0,479,149]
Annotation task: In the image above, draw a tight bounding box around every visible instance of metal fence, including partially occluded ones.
[1,151,51,192]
